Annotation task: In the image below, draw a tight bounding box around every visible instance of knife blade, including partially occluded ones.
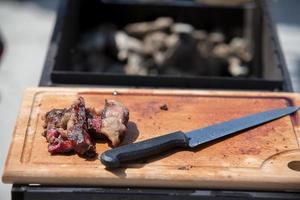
[100,106,299,168]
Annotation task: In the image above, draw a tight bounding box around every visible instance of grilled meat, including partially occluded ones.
[100,100,129,146]
[86,107,102,133]
[101,100,129,124]
[43,97,96,157]
[86,100,129,146]
[43,97,129,158]
[66,97,95,155]
[43,108,70,131]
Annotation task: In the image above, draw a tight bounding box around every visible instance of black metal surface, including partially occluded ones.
[261,0,293,92]
[50,72,284,90]
[39,0,293,91]
[12,185,300,200]
[39,0,69,86]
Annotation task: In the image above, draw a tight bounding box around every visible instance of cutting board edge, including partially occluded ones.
[3,169,300,192]
[24,87,300,99]
[3,87,300,190]
[2,88,37,183]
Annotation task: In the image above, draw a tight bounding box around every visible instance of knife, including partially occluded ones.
[100,106,299,168]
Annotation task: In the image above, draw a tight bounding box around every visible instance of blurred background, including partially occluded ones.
[0,0,59,199]
[0,0,300,199]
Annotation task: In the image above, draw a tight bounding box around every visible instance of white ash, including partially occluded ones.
[73,17,253,77]
[171,23,195,35]
[124,17,173,37]
[208,32,225,43]
[229,37,252,61]
[124,53,149,75]
[193,30,208,41]
[228,57,249,77]
[114,31,145,60]
[143,32,168,54]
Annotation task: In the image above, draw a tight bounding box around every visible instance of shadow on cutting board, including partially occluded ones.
[121,121,140,145]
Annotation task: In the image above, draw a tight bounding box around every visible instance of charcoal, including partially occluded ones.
[114,31,146,60]
[193,30,208,41]
[165,33,179,49]
[204,57,227,76]
[171,23,195,35]
[228,57,249,77]
[212,43,231,59]
[85,52,113,72]
[143,32,168,54]
[153,51,166,66]
[78,32,107,52]
[197,40,213,58]
[151,34,179,67]
[72,17,252,78]
[160,33,199,72]
[208,32,225,44]
[124,17,173,37]
[78,25,116,52]
[124,53,148,75]
[229,37,252,61]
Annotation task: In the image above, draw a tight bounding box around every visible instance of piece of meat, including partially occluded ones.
[101,117,127,146]
[43,97,96,157]
[86,99,129,146]
[86,107,102,133]
[65,97,95,155]
[48,139,75,154]
[42,97,130,157]
[101,100,129,124]
[100,99,129,146]
[43,108,70,134]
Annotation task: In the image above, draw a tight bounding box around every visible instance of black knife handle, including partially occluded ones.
[100,131,188,168]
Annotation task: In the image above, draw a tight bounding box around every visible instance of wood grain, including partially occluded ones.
[2,87,300,190]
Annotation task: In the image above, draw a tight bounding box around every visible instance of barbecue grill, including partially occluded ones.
[39,0,292,91]
[13,0,298,200]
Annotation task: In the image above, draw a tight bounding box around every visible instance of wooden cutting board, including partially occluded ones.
[3,87,300,191]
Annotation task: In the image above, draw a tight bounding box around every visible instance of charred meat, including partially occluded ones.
[87,100,129,147]
[43,97,95,157]
[86,107,102,133]
[42,97,130,158]
[66,97,95,156]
